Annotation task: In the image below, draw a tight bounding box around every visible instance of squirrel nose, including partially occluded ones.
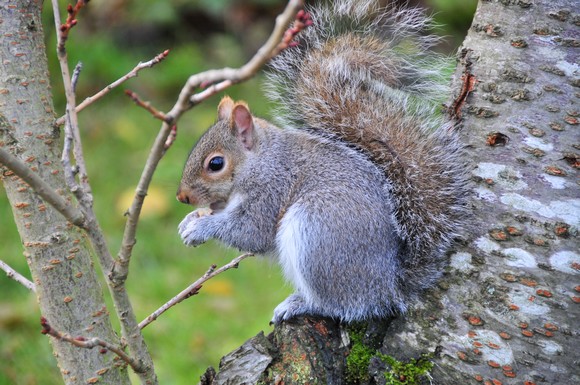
[176,187,196,205]
[176,191,189,204]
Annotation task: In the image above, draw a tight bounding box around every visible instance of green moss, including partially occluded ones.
[345,325,433,385]
[379,353,433,385]
[345,325,375,384]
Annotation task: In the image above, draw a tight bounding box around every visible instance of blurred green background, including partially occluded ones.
[0,0,477,384]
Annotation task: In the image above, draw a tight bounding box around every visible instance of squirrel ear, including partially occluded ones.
[217,96,235,121]
[232,103,255,150]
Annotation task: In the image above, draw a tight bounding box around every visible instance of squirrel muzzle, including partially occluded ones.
[176,186,197,206]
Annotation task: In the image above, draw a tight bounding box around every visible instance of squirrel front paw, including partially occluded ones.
[178,208,213,246]
[271,293,310,324]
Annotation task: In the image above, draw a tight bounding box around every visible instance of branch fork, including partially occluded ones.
[124,90,169,123]
[40,317,144,373]
[0,259,36,292]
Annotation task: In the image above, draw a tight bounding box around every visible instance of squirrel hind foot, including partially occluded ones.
[272,293,310,324]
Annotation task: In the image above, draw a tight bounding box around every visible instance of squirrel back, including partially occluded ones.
[266,0,469,294]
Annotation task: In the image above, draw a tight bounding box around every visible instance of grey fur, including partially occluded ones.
[179,126,406,321]
[178,0,469,323]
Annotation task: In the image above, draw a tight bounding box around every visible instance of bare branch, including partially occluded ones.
[139,253,254,330]
[40,317,144,373]
[0,260,36,292]
[52,0,92,201]
[56,0,87,53]
[71,61,83,92]
[166,0,305,118]
[0,147,86,228]
[125,90,168,122]
[55,50,170,127]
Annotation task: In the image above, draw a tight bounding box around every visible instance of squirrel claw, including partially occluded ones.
[271,293,309,324]
[178,209,211,246]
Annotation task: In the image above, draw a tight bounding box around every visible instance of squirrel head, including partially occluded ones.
[177,96,258,210]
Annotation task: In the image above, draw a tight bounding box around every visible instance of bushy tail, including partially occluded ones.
[266,0,470,293]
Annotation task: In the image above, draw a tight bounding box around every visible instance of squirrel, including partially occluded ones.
[177,0,469,323]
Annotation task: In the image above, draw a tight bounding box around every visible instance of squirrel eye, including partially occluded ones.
[208,156,224,172]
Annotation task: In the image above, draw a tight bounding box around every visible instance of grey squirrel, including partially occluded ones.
[177,0,469,323]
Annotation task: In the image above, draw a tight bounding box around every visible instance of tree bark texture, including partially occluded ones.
[0,1,129,384]
[202,1,579,384]
[421,0,578,383]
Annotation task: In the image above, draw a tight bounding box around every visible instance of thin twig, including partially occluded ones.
[166,0,305,118]
[139,253,253,330]
[125,90,168,122]
[0,260,36,292]
[189,79,234,106]
[60,114,80,196]
[71,61,83,92]
[0,147,86,228]
[52,0,92,201]
[163,125,177,150]
[269,9,312,57]
[57,0,87,54]
[40,317,144,373]
[55,50,170,127]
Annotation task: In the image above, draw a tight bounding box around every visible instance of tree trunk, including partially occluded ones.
[0,1,129,384]
[422,1,578,383]
[202,1,579,384]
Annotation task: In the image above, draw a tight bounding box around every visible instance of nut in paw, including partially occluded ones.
[178,208,213,246]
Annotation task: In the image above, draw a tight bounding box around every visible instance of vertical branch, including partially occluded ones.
[49,1,158,384]
[51,0,91,200]
[113,121,173,275]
